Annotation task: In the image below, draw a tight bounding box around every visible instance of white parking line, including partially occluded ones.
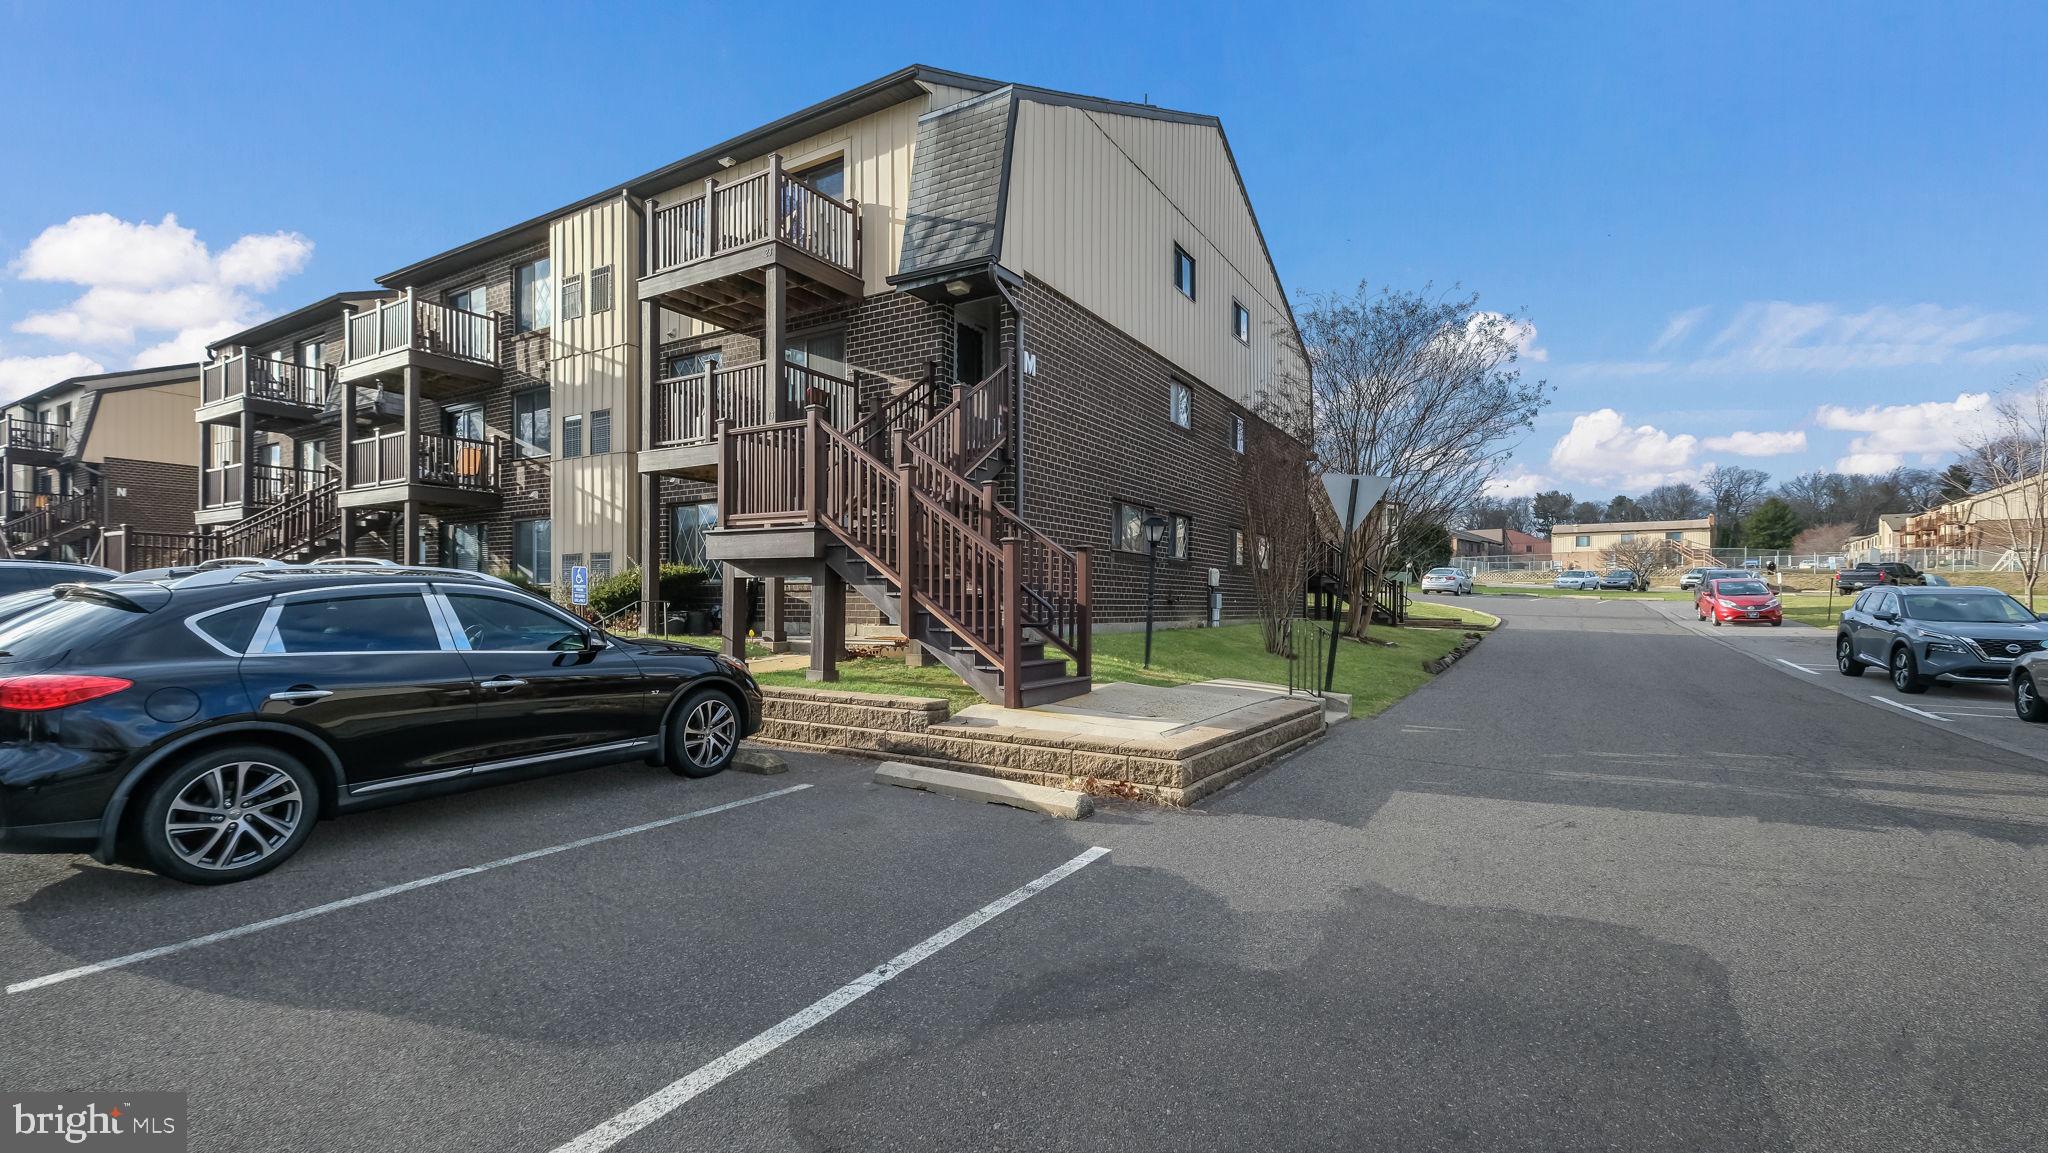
[1868,695,1950,722]
[6,783,812,996]
[1774,659,1821,675]
[551,845,1112,1153]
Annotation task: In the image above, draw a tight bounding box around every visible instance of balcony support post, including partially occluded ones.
[238,406,255,513]
[764,264,789,419]
[720,571,745,661]
[403,500,420,565]
[807,560,844,684]
[762,578,785,649]
[639,470,660,636]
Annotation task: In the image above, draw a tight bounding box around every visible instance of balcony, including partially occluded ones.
[640,359,858,479]
[196,353,331,430]
[3,417,68,466]
[336,290,501,393]
[339,430,501,511]
[3,488,96,553]
[196,463,331,526]
[640,157,864,330]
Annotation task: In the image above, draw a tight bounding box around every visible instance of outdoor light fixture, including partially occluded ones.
[717,156,737,168]
[1143,514,1168,667]
[944,279,973,297]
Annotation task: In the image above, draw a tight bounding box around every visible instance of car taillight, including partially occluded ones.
[0,675,133,711]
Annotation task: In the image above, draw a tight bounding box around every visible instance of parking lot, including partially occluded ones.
[4,593,2046,1151]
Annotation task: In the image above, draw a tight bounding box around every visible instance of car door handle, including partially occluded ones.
[481,677,528,691]
[268,689,333,704]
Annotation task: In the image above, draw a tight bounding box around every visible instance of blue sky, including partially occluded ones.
[2,0,2042,500]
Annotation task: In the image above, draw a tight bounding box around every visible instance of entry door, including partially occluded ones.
[783,329,846,416]
[436,587,656,766]
[444,402,485,442]
[242,588,478,789]
[955,321,988,385]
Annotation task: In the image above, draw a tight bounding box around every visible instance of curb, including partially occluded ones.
[1423,632,1486,675]
[874,761,1094,820]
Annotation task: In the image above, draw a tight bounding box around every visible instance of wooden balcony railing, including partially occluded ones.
[249,463,330,506]
[217,477,339,558]
[3,488,97,546]
[907,361,1011,476]
[201,353,329,408]
[343,290,499,367]
[647,156,861,278]
[649,359,861,449]
[4,417,67,456]
[347,430,499,492]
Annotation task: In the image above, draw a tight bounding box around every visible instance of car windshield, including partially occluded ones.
[1428,568,1461,577]
[1714,580,1769,596]
[1605,570,1630,578]
[1904,592,2037,624]
[0,595,147,663]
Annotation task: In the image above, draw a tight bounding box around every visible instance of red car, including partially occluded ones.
[1696,576,1783,626]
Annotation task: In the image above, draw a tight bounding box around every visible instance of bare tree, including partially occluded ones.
[1701,465,1772,528]
[1637,482,1708,520]
[1607,535,1677,586]
[1960,379,2048,608]
[1283,282,1549,636]
[1239,408,1318,654]
[1791,522,1858,555]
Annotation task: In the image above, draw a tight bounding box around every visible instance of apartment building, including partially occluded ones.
[1549,517,1717,569]
[1,365,201,564]
[150,65,1309,707]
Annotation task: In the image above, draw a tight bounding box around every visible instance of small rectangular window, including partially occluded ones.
[1170,514,1191,561]
[589,265,613,313]
[515,258,552,331]
[561,414,584,459]
[1256,535,1271,571]
[514,519,552,585]
[562,553,583,582]
[589,408,612,455]
[1231,414,1246,454]
[1233,529,1246,567]
[1115,502,1148,554]
[513,389,551,457]
[1575,535,1591,547]
[560,274,583,321]
[1231,300,1250,344]
[1168,381,1192,429]
[1173,244,1196,300]
[1666,530,1684,541]
[591,552,613,579]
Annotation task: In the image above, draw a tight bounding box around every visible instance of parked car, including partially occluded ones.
[2012,647,2048,721]
[1696,577,1783,626]
[1835,561,1924,593]
[1419,567,1473,596]
[1598,568,1647,592]
[1553,569,1602,590]
[0,565,762,884]
[1922,573,1951,586]
[0,559,115,595]
[1678,568,1708,591]
[1836,584,2048,694]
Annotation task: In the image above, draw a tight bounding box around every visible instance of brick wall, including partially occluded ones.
[102,458,200,535]
[1010,274,1275,627]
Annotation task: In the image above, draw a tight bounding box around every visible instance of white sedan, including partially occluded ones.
[1420,567,1474,595]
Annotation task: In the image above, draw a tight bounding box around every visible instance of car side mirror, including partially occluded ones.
[583,629,609,652]
[1874,611,1898,623]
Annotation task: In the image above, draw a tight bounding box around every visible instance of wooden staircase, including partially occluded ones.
[716,362,1092,708]
[0,489,98,561]
[106,476,343,572]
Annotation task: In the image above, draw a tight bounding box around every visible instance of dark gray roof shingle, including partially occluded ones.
[897,89,1014,277]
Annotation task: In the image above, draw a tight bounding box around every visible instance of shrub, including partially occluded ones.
[587,564,709,617]
[491,568,542,594]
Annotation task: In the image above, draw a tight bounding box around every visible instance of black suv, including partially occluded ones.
[0,566,760,884]
[1836,562,1923,593]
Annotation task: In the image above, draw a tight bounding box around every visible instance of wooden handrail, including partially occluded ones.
[647,163,859,278]
[343,291,498,367]
[908,361,1010,476]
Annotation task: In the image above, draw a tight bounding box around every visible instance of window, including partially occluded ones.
[1115,502,1149,553]
[1231,414,1246,454]
[1575,534,1591,548]
[562,553,583,583]
[561,414,584,459]
[295,440,327,474]
[512,389,551,457]
[515,258,552,331]
[448,285,488,315]
[296,340,324,369]
[793,156,845,200]
[589,409,612,455]
[1231,300,1250,344]
[441,523,484,572]
[443,402,484,442]
[1233,530,1246,567]
[1256,535,1272,571]
[1666,531,1685,541]
[514,519,551,585]
[1619,533,1637,543]
[193,601,268,654]
[589,265,614,314]
[666,350,720,379]
[445,592,583,652]
[1168,381,1192,429]
[1173,244,1196,300]
[560,274,583,321]
[590,552,613,579]
[271,593,440,654]
[670,501,720,576]
[1169,514,1192,561]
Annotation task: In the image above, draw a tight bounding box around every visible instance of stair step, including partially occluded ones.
[974,656,1069,677]
[1016,674,1093,708]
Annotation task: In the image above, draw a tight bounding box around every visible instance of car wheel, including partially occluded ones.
[668,688,740,778]
[2016,673,2048,722]
[1712,615,1722,626]
[1836,635,1864,677]
[136,745,319,885]
[1890,646,1928,694]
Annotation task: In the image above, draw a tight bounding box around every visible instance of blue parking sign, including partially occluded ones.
[569,564,589,606]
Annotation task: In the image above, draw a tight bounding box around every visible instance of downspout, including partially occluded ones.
[992,268,1026,517]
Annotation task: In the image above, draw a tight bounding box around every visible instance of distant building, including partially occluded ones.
[1452,526,1550,559]
[1841,513,1910,559]
[1548,516,1715,569]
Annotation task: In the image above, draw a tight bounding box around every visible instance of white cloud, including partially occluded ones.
[1812,391,1996,469]
[1700,429,1807,456]
[0,352,106,405]
[1650,306,1708,353]
[1484,470,1551,499]
[1699,302,2031,373]
[8,213,312,368]
[1547,408,1700,489]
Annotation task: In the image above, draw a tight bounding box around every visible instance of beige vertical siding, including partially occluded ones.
[548,199,643,571]
[1000,100,1305,412]
[79,378,202,466]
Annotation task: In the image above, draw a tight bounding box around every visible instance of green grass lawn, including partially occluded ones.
[1475,584,1693,601]
[1405,597,1503,628]
[752,621,1470,718]
[1780,602,1846,629]
[628,633,774,658]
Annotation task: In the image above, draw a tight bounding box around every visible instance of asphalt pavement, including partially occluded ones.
[2,594,2043,1152]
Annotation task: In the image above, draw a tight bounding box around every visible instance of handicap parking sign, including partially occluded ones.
[569,564,589,606]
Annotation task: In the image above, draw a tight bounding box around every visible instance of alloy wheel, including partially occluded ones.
[2019,676,2038,717]
[1892,650,1914,690]
[681,698,737,768]
[164,761,304,872]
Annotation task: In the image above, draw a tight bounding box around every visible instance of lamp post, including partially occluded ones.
[1143,514,1168,667]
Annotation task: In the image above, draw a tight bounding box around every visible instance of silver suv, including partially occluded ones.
[1837,585,2048,694]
